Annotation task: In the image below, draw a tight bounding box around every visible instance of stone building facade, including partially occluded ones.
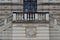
[0,0,60,40]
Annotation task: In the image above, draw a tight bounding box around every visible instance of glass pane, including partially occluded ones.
[23,0,37,12]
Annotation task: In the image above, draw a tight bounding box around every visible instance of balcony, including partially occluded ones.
[13,12,49,23]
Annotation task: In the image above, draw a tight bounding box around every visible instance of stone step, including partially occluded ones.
[13,37,49,39]
[37,27,49,29]
[13,39,49,40]
[13,34,26,36]
[0,27,12,39]
[13,27,25,29]
[50,26,60,40]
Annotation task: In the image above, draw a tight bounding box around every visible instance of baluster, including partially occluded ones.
[4,18,7,25]
[13,13,16,21]
[22,13,24,20]
[28,14,29,20]
[20,14,22,21]
[33,13,35,20]
[46,14,49,21]
[35,13,38,20]
[41,14,42,20]
[17,14,19,20]
[24,14,27,20]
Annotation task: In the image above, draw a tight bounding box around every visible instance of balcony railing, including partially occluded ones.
[0,14,12,27]
[57,18,60,26]
[0,19,4,26]
[49,14,60,28]
[13,12,49,23]
[0,14,13,32]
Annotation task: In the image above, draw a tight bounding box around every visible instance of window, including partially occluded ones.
[24,0,31,2]
[23,0,37,12]
[49,0,52,1]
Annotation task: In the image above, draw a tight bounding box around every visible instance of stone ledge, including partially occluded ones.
[13,24,49,27]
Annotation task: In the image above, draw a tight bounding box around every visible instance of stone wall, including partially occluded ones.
[13,23,49,40]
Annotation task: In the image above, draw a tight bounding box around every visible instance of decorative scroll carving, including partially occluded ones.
[25,27,36,38]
